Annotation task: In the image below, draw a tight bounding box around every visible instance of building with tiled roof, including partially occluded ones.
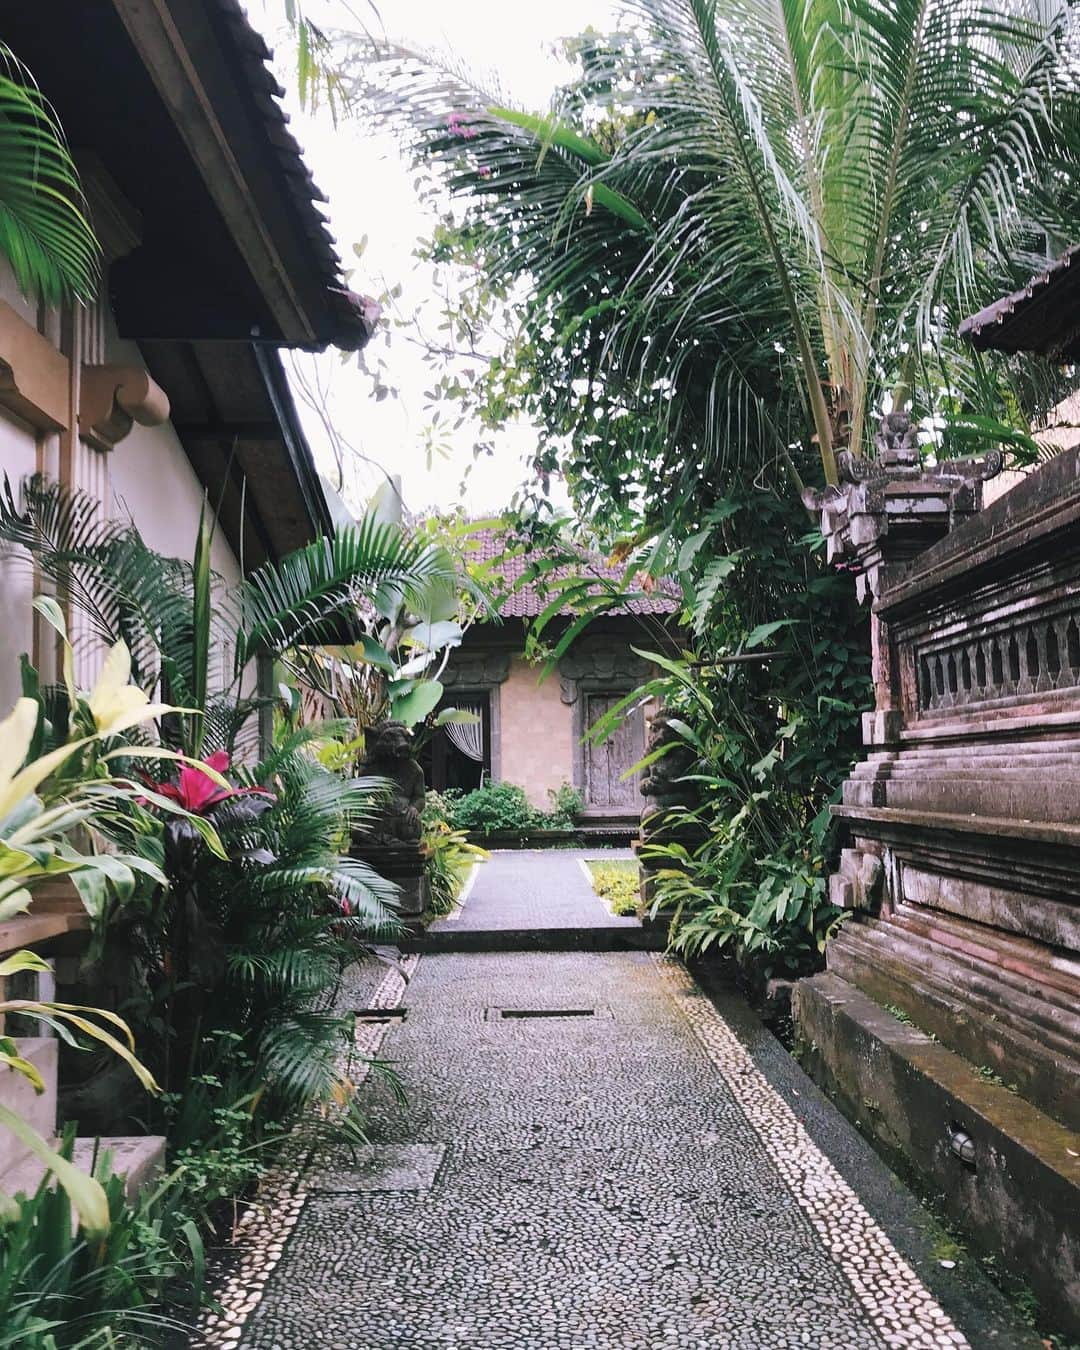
[0,1,376,708]
[425,527,682,828]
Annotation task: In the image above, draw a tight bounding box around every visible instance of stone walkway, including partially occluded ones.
[430,849,640,931]
[208,921,1033,1348]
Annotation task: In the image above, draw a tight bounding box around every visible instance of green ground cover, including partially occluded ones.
[584,859,640,917]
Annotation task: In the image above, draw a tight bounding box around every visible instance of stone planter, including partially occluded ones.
[27,877,85,920]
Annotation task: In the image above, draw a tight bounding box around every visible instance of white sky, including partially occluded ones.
[255,0,617,520]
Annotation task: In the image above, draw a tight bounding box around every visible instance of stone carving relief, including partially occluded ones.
[558,639,653,705]
[441,649,511,689]
[802,412,1002,603]
[829,847,884,912]
[917,607,1080,713]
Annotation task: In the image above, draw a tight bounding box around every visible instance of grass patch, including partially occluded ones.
[584,859,640,916]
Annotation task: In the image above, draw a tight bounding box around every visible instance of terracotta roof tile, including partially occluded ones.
[215,0,378,350]
[466,528,680,620]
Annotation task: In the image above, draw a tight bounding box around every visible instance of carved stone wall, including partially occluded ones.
[441,650,511,690]
[796,430,1080,1330]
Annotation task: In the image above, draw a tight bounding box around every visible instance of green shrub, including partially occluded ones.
[546,783,584,829]
[442,780,584,836]
[586,860,640,916]
[443,781,539,835]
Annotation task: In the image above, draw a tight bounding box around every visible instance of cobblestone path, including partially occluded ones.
[222,944,1032,1350]
[429,848,640,931]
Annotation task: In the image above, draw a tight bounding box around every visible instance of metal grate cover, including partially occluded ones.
[353,1007,408,1024]
[484,1005,613,1022]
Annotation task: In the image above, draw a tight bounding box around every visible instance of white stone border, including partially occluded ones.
[654,955,969,1350]
[437,860,480,923]
[192,955,420,1347]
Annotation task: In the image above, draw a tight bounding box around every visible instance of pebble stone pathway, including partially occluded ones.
[429,848,641,931]
[194,857,1032,1350]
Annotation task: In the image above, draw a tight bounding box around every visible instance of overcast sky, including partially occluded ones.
[256,0,617,520]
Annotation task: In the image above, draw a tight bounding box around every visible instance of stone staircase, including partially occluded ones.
[0,1033,165,1205]
[0,900,165,1210]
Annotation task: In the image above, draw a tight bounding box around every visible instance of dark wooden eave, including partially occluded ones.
[5,1,375,351]
[1,1,373,565]
[959,247,1080,361]
[140,341,333,570]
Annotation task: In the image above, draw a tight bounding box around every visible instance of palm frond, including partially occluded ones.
[233,514,459,671]
[359,0,1080,500]
[0,43,100,302]
[257,1011,358,1107]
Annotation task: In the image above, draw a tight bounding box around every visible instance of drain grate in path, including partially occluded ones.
[484,1005,613,1021]
[353,1007,408,1024]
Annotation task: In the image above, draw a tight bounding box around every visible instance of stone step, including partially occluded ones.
[404,925,666,954]
[73,1135,166,1202]
[1,1134,166,1208]
[0,1038,58,1173]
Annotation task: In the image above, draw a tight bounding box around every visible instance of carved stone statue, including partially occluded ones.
[640,711,699,813]
[358,720,426,845]
[874,410,921,468]
[352,720,429,920]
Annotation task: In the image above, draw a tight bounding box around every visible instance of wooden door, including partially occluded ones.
[584,694,644,811]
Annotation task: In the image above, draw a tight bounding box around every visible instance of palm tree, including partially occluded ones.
[357,0,1080,496]
[0,43,99,302]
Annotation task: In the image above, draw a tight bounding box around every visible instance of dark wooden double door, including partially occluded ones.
[583,693,645,812]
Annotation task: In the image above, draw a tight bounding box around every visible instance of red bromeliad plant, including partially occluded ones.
[148,750,252,815]
[140,751,276,885]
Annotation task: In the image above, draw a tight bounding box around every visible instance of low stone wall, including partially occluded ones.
[795,976,1079,1332]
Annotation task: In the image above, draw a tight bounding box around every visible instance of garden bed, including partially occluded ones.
[581,857,641,916]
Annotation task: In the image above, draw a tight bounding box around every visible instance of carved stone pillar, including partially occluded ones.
[805,414,1001,751]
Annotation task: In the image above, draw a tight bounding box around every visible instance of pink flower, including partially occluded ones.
[141,751,272,816]
[447,111,478,140]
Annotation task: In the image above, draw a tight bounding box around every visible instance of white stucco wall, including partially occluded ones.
[104,317,241,586]
[0,256,246,708]
[0,404,39,712]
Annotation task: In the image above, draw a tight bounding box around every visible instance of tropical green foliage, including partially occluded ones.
[0,44,99,304]
[0,476,459,758]
[92,728,398,1123]
[581,486,870,974]
[420,793,488,917]
[0,1134,204,1349]
[439,780,583,837]
[0,632,220,1234]
[0,479,447,1329]
[285,494,489,732]
[358,0,1080,503]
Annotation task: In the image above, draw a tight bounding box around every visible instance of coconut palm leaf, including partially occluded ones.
[0,44,99,303]
[232,513,460,672]
[0,477,465,753]
[360,0,1080,494]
